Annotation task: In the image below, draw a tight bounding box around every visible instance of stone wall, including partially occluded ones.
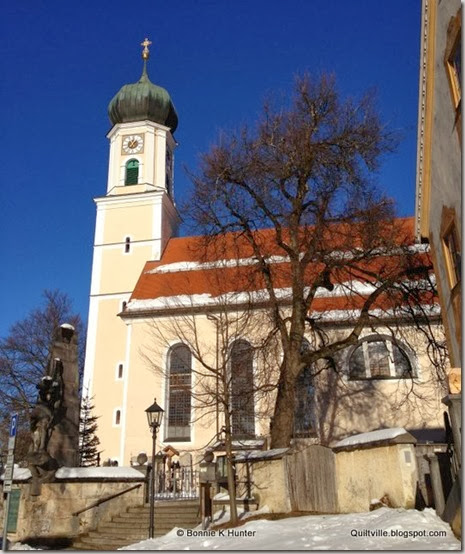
[250,441,418,514]
[335,443,418,512]
[251,458,292,513]
[0,478,145,544]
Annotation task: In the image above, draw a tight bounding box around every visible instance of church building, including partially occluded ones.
[83,40,448,468]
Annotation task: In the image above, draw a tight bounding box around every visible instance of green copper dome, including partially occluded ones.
[108,62,178,132]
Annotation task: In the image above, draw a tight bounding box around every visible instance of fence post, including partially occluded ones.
[425,454,445,516]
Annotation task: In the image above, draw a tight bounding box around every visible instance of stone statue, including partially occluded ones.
[30,359,64,454]
[27,324,80,495]
[27,358,64,493]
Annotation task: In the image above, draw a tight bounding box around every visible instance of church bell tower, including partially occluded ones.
[82,39,180,464]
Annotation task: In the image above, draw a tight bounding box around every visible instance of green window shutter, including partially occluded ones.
[125,159,139,185]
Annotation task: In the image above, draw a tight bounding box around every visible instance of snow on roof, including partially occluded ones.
[55,467,145,480]
[333,427,417,451]
[234,448,290,462]
[124,217,436,317]
[1,466,146,482]
[0,467,31,481]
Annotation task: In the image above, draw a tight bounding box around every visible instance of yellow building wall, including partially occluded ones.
[102,203,159,245]
[98,245,155,294]
[95,311,448,466]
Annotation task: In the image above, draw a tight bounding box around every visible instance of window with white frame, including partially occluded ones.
[166,344,192,441]
[348,336,415,380]
[230,339,255,438]
[125,159,139,185]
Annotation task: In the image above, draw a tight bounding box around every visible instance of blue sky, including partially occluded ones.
[1,0,421,337]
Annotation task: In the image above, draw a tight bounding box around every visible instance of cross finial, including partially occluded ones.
[141,37,152,60]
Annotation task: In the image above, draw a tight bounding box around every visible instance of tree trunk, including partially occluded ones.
[270,365,297,448]
[223,408,238,525]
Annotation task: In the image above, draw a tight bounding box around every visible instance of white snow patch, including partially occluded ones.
[0,466,31,481]
[55,466,144,479]
[234,448,290,462]
[119,507,460,550]
[333,427,411,449]
[8,542,42,550]
[146,255,289,274]
[146,244,430,276]
[9,543,40,550]
[125,277,439,318]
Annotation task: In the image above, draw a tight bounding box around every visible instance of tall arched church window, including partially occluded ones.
[348,336,415,380]
[166,344,192,441]
[230,340,255,438]
[125,159,139,185]
[294,340,316,437]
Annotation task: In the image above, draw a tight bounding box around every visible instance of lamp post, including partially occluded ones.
[145,398,164,539]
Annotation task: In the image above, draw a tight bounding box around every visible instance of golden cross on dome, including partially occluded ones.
[141,37,152,60]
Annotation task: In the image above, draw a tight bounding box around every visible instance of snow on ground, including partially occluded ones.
[120,508,460,550]
[9,543,39,550]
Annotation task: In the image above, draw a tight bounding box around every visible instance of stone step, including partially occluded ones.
[72,500,201,549]
[122,508,199,517]
[130,503,199,512]
[73,530,167,550]
[108,517,200,528]
[88,529,149,540]
[96,520,199,535]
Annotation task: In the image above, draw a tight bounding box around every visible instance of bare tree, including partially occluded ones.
[141,281,276,525]
[0,290,85,461]
[186,73,447,448]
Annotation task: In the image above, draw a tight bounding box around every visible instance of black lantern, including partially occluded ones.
[145,398,164,539]
[145,398,164,431]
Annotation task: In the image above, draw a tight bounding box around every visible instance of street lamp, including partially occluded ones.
[145,398,164,539]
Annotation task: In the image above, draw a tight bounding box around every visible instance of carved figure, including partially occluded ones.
[27,357,64,494]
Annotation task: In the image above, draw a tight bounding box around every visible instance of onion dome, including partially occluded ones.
[108,38,178,132]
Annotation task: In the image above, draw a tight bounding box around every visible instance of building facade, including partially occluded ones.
[415,0,462,368]
[84,42,449,467]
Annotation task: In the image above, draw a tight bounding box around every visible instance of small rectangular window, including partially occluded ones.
[117,364,123,379]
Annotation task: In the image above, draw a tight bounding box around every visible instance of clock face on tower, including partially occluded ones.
[122,134,144,154]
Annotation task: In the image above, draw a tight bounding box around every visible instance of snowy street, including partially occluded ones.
[120,507,460,550]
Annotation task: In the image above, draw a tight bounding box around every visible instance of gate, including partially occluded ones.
[154,467,199,499]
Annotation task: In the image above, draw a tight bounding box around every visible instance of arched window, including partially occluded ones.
[230,340,255,438]
[125,159,139,185]
[166,344,192,441]
[294,340,316,437]
[349,336,414,380]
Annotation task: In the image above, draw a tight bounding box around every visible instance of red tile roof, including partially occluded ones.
[126,217,437,318]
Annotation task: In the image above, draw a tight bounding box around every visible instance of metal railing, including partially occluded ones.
[72,483,142,516]
[154,467,199,499]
